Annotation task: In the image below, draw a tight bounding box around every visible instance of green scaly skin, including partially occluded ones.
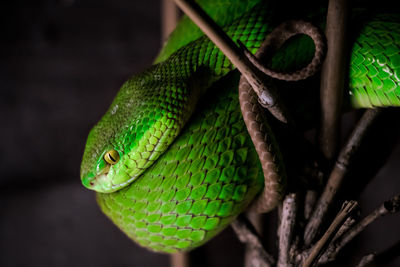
[98,73,266,253]
[80,0,400,253]
[349,14,400,107]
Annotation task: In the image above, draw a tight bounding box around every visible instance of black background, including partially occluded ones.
[1,0,399,266]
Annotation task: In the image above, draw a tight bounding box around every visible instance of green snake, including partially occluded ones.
[80,0,400,253]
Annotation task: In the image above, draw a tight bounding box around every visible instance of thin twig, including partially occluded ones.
[231,215,275,267]
[304,109,382,246]
[278,193,297,267]
[332,216,357,243]
[339,194,400,246]
[317,216,357,264]
[302,200,358,267]
[172,0,289,123]
[305,216,357,264]
[319,194,400,264]
[319,0,349,160]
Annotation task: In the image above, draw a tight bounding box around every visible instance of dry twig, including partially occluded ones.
[302,200,358,267]
[277,194,297,267]
[319,194,400,264]
[331,216,357,243]
[231,215,275,267]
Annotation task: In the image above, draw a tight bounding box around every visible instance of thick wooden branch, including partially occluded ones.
[318,0,349,160]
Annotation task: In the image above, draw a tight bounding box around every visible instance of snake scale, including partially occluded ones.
[80,0,400,253]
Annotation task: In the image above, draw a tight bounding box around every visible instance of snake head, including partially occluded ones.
[80,116,177,193]
[80,70,192,193]
[80,134,124,193]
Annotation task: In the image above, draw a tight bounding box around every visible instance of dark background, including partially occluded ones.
[0,0,399,266]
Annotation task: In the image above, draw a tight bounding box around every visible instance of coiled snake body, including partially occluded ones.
[80,0,400,253]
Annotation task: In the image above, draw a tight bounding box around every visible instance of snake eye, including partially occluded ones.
[104,149,120,165]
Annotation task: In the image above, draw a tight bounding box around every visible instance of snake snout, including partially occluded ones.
[82,173,113,193]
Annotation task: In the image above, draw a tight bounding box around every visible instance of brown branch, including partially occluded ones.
[331,216,357,243]
[172,0,289,123]
[170,252,189,267]
[319,0,349,160]
[304,109,382,246]
[278,193,297,267]
[162,0,180,42]
[231,215,275,267]
[302,200,358,267]
[342,193,400,241]
[319,194,400,264]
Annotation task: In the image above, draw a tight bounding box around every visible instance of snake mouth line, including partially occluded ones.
[90,168,147,193]
[111,173,142,190]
